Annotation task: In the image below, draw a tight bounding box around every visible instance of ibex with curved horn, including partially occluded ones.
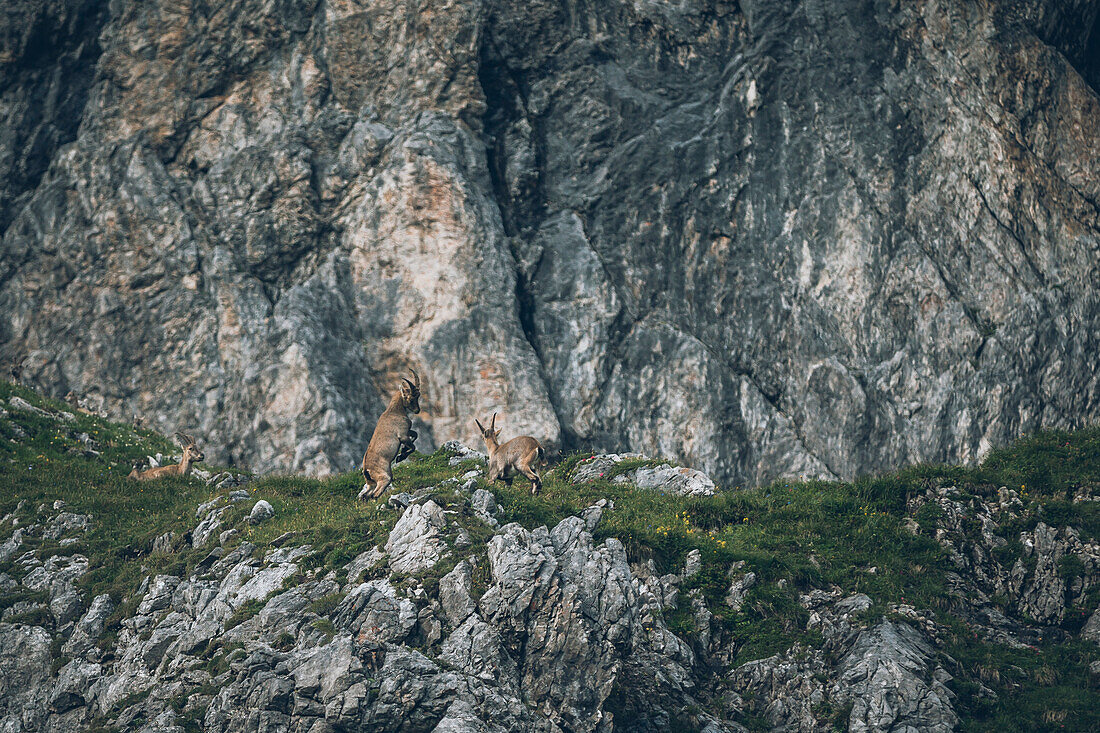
[475,413,545,495]
[129,433,205,481]
[359,370,421,500]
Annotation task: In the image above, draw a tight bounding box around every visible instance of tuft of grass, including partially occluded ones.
[312,618,336,644]
[0,589,47,614]
[273,631,296,651]
[4,606,52,627]
[224,598,267,630]
[308,592,344,616]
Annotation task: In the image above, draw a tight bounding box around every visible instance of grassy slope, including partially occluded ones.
[0,380,1098,731]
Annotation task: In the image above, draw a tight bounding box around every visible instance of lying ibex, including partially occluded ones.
[359,370,420,500]
[129,433,204,481]
[475,413,545,495]
[64,391,95,416]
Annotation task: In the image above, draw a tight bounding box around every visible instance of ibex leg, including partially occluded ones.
[395,430,417,463]
[519,448,543,495]
[370,473,392,499]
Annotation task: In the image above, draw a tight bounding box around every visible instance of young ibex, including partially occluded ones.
[475,413,545,495]
[129,433,205,481]
[359,370,420,500]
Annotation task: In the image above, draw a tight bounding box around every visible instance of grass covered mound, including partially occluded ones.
[1,379,1098,731]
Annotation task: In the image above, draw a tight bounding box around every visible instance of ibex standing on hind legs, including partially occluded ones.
[129,433,205,481]
[475,413,545,495]
[359,370,420,500]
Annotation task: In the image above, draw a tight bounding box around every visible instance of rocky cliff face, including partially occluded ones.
[2,0,1100,483]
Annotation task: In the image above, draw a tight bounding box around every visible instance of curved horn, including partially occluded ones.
[401,377,415,390]
[474,418,485,433]
[409,368,420,390]
[490,412,497,431]
[175,432,193,447]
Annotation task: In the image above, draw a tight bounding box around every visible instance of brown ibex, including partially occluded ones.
[129,433,205,481]
[64,391,95,416]
[359,370,420,500]
[475,413,545,495]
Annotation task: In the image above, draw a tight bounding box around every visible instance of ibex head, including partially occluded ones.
[399,369,421,413]
[474,413,502,442]
[175,432,205,463]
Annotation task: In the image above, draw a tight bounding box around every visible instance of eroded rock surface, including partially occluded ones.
[0,488,743,731]
[385,499,449,575]
[907,485,1100,643]
[731,591,957,732]
[3,0,1099,487]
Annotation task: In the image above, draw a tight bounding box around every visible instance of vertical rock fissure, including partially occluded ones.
[1081,11,1100,93]
[477,30,578,449]
[0,0,109,234]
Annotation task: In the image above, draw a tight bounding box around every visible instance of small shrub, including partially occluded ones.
[273,631,296,651]
[1058,554,1085,583]
[312,618,336,644]
[308,592,344,616]
[4,606,52,627]
[225,598,266,629]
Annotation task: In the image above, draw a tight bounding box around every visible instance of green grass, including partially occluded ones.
[950,639,1100,732]
[0,381,216,608]
[1,381,1098,730]
[312,617,336,644]
[0,380,411,609]
[308,592,344,616]
[481,459,948,660]
[224,598,267,629]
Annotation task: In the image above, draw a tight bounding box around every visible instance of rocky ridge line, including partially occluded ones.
[1,442,1098,732]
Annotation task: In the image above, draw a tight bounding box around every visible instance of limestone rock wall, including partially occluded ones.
[2,0,1099,483]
